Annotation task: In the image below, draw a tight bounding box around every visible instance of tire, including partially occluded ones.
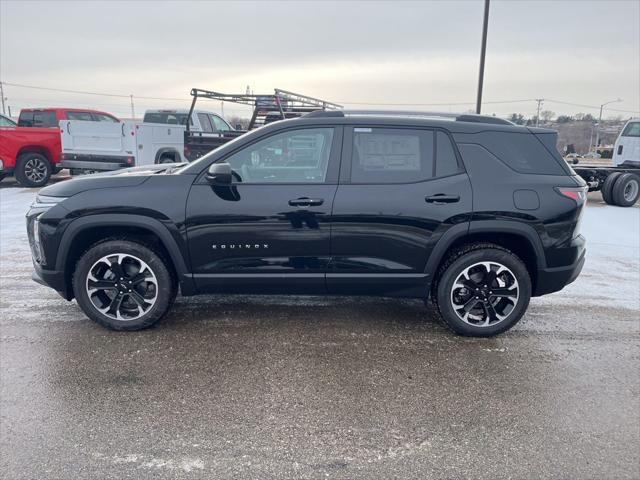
[611,173,640,207]
[158,154,176,164]
[601,172,622,205]
[15,152,52,188]
[72,239,176,331]
[434,244,532,337]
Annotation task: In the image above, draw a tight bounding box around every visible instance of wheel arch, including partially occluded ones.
[17,146,53,163]
[154,148,181,164]
[56,215,195,300]
[426,221,545,293]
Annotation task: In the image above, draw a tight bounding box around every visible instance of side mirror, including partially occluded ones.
[206,162,232,184]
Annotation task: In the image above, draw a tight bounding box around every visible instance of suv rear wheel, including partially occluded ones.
[15,152,52,187]
[435,245,531,337]
[73,240,176,330]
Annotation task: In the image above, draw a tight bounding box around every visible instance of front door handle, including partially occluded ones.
[289,197,324,207]
[425,194,460,204]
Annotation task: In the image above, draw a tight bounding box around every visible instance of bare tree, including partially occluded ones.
[540,110,555,123]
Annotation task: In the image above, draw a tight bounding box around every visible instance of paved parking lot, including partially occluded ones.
[1,178,639,479]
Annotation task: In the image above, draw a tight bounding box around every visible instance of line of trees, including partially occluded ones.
[507,112,598,126]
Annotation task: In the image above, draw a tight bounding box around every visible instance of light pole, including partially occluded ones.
[476,0,490,114]
[594,98,622,154]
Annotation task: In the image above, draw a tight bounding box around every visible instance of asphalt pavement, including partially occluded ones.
[1,178,638,479]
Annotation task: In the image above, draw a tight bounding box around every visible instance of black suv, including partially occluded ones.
[27,111,587,336]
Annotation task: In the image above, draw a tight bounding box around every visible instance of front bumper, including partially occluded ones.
[32,264,72,300]
[533,234,586,296]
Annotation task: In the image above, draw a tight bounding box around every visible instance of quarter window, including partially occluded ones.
[350,128,434,183]
[224,128,334,183]
[436,131,461,177]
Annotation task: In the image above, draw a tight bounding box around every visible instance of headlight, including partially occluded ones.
[26,196,67,265]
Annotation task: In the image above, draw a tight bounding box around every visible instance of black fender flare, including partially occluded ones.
[424,220,546,277]
[55,214,196,295]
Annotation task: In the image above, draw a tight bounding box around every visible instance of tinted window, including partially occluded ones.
[210,114,230,131]
[197,113,213,133]
[18,111,57,127]
[143,112,189,125]
[93,113,118,122]
[225,128,334,183]
[436,131,460,177]
[67,111,94,121]
[33,111,58,127]
[351,128,434,183]
[475,131,565,175]
[622,122,640,137]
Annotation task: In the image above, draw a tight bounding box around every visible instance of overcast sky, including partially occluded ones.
[1,0,638,119]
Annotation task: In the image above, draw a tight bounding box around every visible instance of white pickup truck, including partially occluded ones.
[59,109,233,173]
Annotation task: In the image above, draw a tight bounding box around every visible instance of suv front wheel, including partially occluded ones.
[435,245,532,337]
[73,240,176,330]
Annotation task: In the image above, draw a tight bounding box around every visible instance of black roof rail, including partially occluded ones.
[303,109,513,125]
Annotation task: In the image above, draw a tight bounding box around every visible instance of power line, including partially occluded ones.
[2,81,638,114]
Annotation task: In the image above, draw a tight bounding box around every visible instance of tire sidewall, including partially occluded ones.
[612,173,640,207]
[15,153,52,188]
[73,240,174,330]
[437,249,532,337]
[601,171,622,205]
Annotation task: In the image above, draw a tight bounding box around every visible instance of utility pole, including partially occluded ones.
[475,0,490,114]
[130,94,135,119]
[594,98,622,154]
[0,81,6,115]
[535,98,544,127]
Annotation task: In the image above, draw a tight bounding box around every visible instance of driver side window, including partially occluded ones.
[224,128,334,183]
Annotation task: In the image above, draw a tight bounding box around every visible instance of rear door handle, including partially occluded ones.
[425,194,460,204]
[289,197,324,207]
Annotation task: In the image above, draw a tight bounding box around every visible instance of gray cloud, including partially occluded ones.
[1,0,638,118]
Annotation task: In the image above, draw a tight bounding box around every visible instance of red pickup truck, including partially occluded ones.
[0,108,119,187]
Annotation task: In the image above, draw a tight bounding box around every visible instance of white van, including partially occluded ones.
[612,118,640,168]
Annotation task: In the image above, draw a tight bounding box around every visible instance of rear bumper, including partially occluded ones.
[534,235,586,296]
[32,264,72,300]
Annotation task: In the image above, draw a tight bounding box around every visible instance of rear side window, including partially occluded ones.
[197,113,213,133]
[18,111,57,127]
[93,113,118,122]
[66,111,94,121]
[351,128,434,183]
[143,112,189,125]
[622,122,640,137]
[210,114,230,131]
[474,131,565,175]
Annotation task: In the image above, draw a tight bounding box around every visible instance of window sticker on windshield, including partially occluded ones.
[354,128,372,133]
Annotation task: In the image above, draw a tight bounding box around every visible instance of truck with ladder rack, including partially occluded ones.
[183,88,342,161]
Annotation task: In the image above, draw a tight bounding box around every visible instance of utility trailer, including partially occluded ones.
[184,88,342,161]
[572,118,640,207]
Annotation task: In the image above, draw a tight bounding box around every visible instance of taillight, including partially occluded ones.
[555,186,587,205]
[126,156,134,165]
